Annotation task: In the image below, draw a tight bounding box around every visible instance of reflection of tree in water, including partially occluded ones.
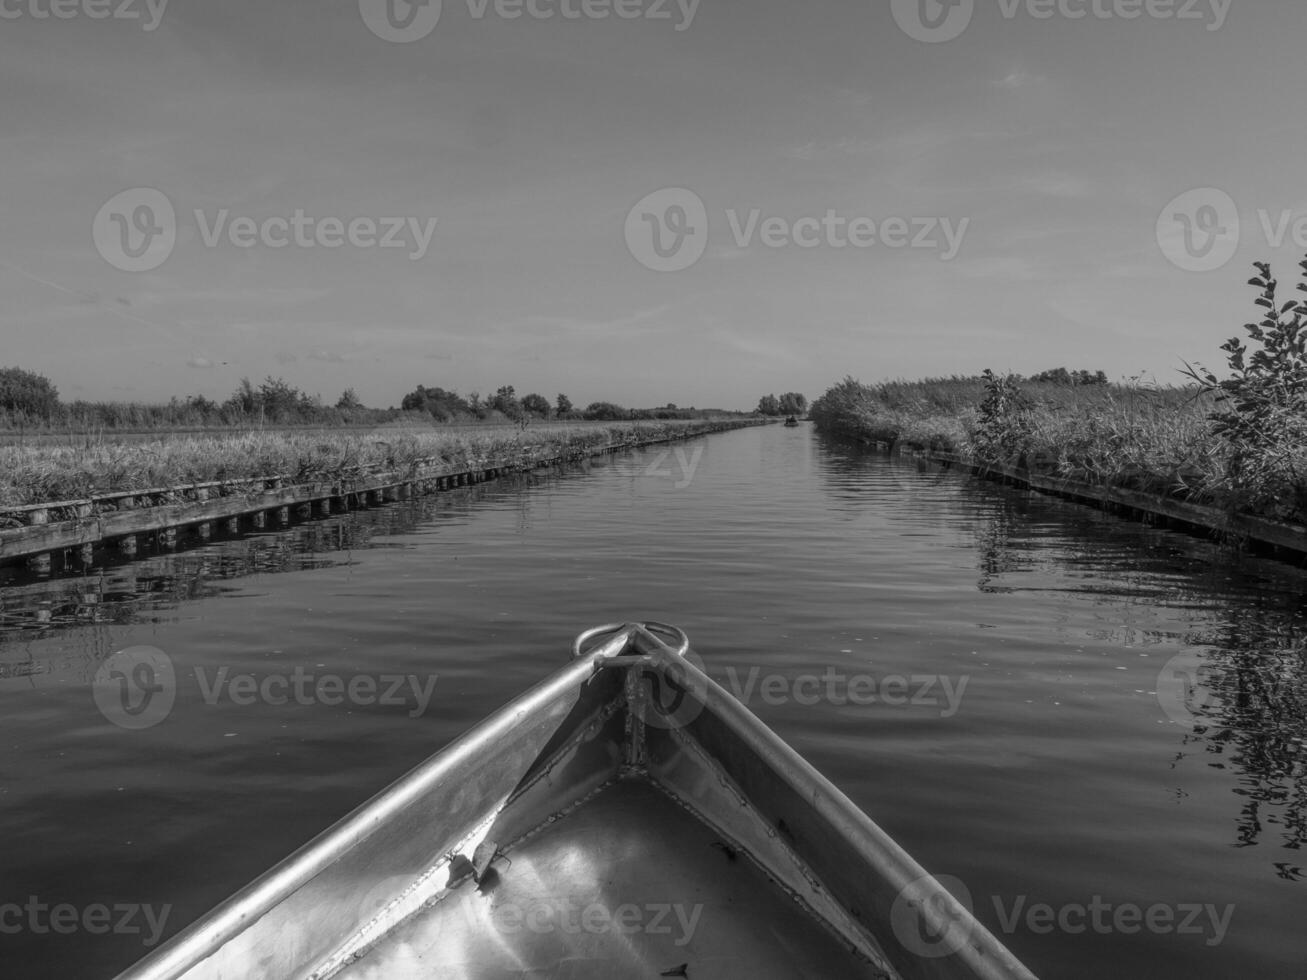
[968,476,1307,854]
[973,500,1038,593]
[1181,610,1307,853]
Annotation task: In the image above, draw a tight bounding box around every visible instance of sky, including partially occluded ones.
[2,0,1306,411]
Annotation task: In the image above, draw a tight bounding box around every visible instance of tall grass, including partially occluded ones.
[0,420,723,509]
[811,374,1247,505]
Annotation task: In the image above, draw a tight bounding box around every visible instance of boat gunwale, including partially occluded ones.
[110,628,634,980]
[640,654,1040,980]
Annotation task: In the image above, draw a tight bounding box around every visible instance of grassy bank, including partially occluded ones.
[0,419,739,511]
[811,260,1307,526]
[812,375,1226,487]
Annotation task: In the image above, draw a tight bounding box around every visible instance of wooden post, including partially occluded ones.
[226,517,240,534]
[317,498,333,517]
[253,511,268,529]
[197,522,211,540]
[277,507,291,524]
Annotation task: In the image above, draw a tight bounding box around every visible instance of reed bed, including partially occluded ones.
[0,420,718,510]
[810,375,1307,523]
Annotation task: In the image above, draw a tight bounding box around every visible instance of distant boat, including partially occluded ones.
[113,623,1036,980]
[784,416,800,426]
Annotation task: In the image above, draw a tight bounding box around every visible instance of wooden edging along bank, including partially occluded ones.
[0,420,765,570]
[900,447,1307,560]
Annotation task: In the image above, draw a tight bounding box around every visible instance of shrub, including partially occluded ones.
[1183,258,1307,518]
[0,367,60,422]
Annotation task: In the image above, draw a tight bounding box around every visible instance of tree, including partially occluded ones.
[556,393,573,416]
[490,385,521,418]
[336,388,364,411]
[258,376,303,422]
[1029,368,1108,386]
[0,367,60,421]
[521,393,550,418]
[757,394,780,416]
[226,377,259,416]
[777,392,807,415]
[401,385,472,421]
[583,401,627,420]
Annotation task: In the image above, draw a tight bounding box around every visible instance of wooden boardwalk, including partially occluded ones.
[915,449,1307,560]
[0,421,762,570]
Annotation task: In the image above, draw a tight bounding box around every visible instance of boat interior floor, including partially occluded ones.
[333,777,882,980]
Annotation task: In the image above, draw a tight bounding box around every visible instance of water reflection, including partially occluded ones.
[1184,612,1307,852]
[815,435,1307,856]
[0,473,547,679]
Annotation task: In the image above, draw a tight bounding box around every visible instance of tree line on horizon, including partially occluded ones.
[0,367,741,430]
[400,384,718,422]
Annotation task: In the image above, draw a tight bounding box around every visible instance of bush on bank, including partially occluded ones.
[810,257,1307,524]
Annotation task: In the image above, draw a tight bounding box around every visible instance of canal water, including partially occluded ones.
[2,423,1304,978]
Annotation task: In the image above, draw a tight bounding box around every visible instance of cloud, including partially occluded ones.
[995,70,1045,90]
[186,355,216,369]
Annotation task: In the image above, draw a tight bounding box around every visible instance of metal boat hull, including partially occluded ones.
[113,624,1038,980]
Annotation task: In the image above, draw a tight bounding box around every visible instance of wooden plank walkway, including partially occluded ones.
[0,421,762,569]
[915,450,1307,558]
